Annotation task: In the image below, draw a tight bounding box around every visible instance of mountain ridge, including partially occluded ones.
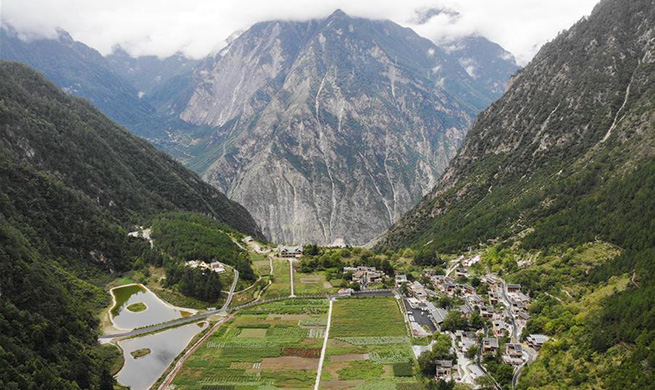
[0,27,157,131]
[379,0,655,250]
[158,10,519,245]
[375,1,655,386]
[0,13,519,246]
[0,60,261,390]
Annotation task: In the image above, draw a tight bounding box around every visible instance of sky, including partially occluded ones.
[2,0,600,65]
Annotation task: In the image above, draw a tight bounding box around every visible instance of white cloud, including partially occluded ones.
[2,0,599,64]
[458,58,477,78]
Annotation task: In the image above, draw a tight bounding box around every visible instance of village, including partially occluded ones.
[331,253,549,388]
[181,238,549,389]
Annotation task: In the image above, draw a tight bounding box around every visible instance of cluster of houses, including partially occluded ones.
[483,276,532,328]
[435,331,502,381]
[397,275,453,330]
[430,274,477,298]
[185,260,226,274]
[396,262,553,385]
[435,331,488,382]
[343,266,385,287]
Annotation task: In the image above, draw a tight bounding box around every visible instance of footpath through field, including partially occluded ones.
[289,259,296,297]
[314,297,334,390]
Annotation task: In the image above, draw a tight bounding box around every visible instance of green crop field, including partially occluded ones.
[264,259,292,298]
[331,298,407,337]
[172,299,329,390]
[319,297,419,389]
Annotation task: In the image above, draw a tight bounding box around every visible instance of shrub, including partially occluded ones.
[392,362,414,377]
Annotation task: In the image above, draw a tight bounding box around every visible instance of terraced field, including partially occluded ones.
[172,299,329,389]
[320,298,421,390]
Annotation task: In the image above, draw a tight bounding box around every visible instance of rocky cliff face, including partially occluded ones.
[170,10,518,245]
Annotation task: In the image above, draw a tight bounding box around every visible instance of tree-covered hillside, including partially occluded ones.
[0,61,261,239]
[379,0,655,387]
[152,212,257,282]
[0,61,261,389]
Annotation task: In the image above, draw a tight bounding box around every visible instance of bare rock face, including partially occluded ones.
[174,10,517,245]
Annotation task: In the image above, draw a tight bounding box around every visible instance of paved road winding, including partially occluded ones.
[496,277,532,389]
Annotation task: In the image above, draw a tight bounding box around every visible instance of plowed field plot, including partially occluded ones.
[294,270,339,295]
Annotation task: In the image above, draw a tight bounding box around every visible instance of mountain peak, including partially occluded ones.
[55,28,74,44]
[327,9,349,20]
[173,10,518,245]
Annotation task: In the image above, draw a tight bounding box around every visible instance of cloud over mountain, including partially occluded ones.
[3,0,598,64]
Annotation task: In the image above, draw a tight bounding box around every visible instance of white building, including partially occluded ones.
[186,260,226,274]
[527,334,549,349]
[279,245,303,258]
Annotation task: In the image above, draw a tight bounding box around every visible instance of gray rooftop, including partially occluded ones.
[436,360,453,368]
[528,334,549,343]
[483,337,499,347]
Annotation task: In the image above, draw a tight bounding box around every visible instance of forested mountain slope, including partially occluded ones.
[0,61,261,389]
[379,0,655,387]
[381,0,655,250]
[1,15,519,246]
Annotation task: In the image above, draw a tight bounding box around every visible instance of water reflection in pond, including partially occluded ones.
[110,284,192,330]
[115,322,207,390]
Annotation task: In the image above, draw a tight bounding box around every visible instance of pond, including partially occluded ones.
[110,284,193,330]
[115,321,208,390]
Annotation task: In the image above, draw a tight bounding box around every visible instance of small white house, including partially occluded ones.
[395,274,408,287]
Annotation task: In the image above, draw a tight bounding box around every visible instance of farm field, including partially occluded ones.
[172,298,329,390]
[320,298,420,390]
[264,259,293,298]
[293,269,339,295]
